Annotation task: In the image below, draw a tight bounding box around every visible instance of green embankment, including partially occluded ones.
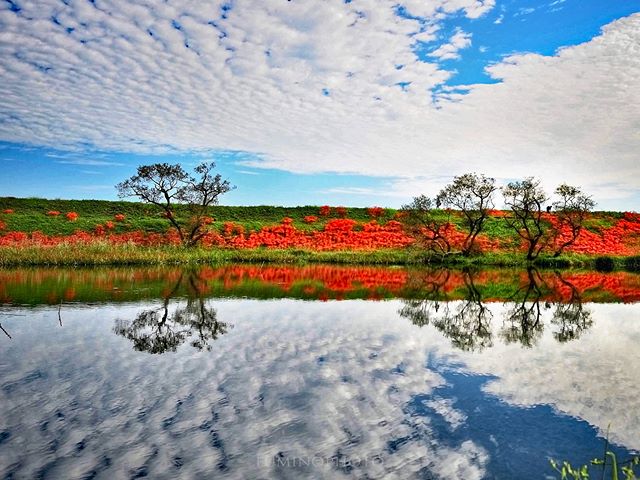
[0,197,390,235]
[0,197,637,270]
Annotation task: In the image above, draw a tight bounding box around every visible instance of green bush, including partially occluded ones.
[594,256,615,272]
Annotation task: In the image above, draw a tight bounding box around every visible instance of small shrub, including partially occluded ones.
[367,206,384,219]
[535,257,572,269]
[594,256,615,272]
[623,256,640,272]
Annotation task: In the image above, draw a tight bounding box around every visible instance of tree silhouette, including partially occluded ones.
[116,162,233,245]
[436,173,497,256]
[550,184,596,257]
[502,178,549,261]
[399,195,452,256]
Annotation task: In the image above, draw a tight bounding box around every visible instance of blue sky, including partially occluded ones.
[1,0,639,209]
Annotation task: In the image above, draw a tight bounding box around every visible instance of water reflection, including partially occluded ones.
[399,269,493,352]
[400,268,593,351]
[550,272,593,342]
[113,271,230,354]
[0,266,639,479]
[2,264,640,305]
[500,268,546,347]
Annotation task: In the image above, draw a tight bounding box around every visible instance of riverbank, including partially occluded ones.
[1,242,639,271]
[2,197,640,270]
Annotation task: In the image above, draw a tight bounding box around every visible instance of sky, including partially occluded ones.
[0,0,639,209]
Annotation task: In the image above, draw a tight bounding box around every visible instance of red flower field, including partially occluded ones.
[0,209,639,256]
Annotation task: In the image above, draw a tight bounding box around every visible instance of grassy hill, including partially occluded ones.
[0,196,626,242]
[2,197,639,270]
[0,196,397,236]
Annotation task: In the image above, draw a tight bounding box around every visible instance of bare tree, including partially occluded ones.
[550,184,596,257]
[501,177,549,261]
[116,162,233,246]
[436,173,496,256]
[400,195,452,256]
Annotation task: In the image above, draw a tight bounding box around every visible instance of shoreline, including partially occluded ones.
[1,244,638,271]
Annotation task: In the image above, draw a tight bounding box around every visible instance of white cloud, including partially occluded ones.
[429,28,473,60]
[56,159,126,166]
[455,303,640,451]
[0,2,638,207]
[1,297,639,479]
[515,7,536,17]
[0,300,490,479]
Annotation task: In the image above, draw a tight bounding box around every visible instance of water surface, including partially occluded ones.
[1,265,639,479]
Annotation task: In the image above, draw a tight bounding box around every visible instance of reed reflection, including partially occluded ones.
[113,270,230,354]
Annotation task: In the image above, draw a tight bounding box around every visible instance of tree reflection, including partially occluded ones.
[113,271,230,354]
[550,272,593,342]
[398,269,452,328]
[401,267,594,352]
[500,268,546,348]
[400,268,493,352]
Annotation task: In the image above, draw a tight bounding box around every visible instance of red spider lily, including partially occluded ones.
[114,214,126,222]
[319,205,331,216]
[66,212,79,222]
[335,206,347,218]
[202,216,214,225]
[2,209,14,214]
[487,209,508,217]
[2,210,640,257]
[304,215,318,224]
[94,224,105,235]
[367,206,384,218]
[46,211,61,216]
[0,221,5,231]
[105,221,115,230]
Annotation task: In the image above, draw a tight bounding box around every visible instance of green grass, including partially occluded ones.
[0,240,630,270]
[0,243,417,267]
[0,197,397,236]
